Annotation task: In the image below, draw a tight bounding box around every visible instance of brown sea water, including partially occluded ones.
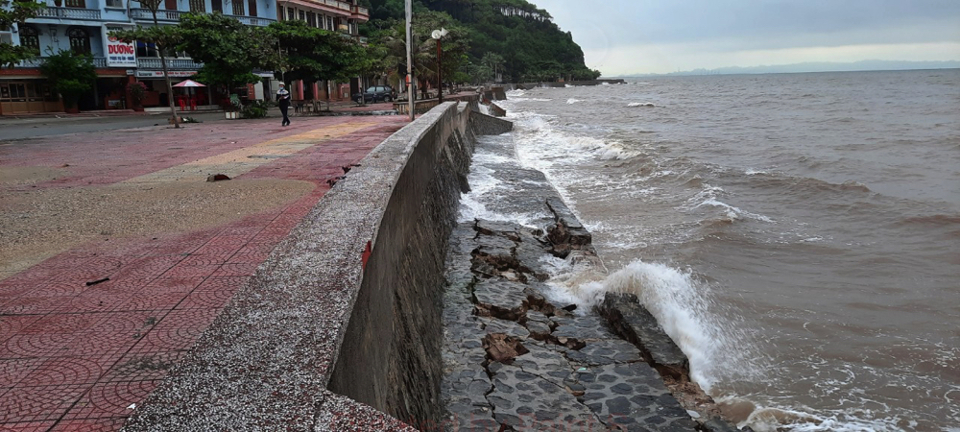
[475,70,960,431]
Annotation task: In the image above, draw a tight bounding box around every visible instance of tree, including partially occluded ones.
[178,13,278,93]
[38,49,97,111]
[365,0,598,83]
[480,52,503,83]
[412,11,468,97]
[112,0,181,127]
[266,20,367,86]
[0,0,42,68]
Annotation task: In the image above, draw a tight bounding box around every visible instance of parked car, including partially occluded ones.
[354,86,396,104]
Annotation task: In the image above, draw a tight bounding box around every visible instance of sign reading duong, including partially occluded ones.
[102,24,136,68]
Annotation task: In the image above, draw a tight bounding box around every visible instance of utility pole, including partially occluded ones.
[405,0,414,121]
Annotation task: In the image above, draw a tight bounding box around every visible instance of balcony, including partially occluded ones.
[137,57,202,70]
[352,5,368,19]
[224,14,276,26]
[130,9,274,26]
[130,8,183,23]
[319,0,352,12]
[17,56,107,68]
[35,6,101,20]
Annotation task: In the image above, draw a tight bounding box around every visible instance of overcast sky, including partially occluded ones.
[529,0,960,75]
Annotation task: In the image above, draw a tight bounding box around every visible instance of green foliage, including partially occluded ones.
[110,24,182,51]
[241,100,269,118]
[0,0,43,68]
[366,0,600,82]
[177,13,278,89]
[0,0,41,29]
[266,20,367,84]
[38,49,97,108]
[128,81,148,104]
[367,10,469,92]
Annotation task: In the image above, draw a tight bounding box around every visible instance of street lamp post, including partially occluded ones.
[431,28,448,103]
[405,0,414,120]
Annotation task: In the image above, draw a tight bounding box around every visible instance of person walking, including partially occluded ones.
[277,83,291,126]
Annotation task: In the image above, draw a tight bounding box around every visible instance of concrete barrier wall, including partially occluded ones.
[122,103,512,431]
[327,102,473,426]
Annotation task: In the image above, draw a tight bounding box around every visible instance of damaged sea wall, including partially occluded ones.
[122,101,513,431]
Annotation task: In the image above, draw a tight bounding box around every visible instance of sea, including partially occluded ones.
[464,69,960,431]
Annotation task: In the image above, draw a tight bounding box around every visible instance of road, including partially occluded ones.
[0,111,230,141]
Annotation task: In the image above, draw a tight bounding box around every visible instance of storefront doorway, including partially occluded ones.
[0,80,61,114]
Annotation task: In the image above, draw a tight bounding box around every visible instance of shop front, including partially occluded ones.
[0,80,62,115]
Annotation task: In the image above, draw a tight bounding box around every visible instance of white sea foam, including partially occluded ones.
[744,169,768,175]
[567,98,581,104]
[693,198,775,223]
[627,102,655,107]
[738,404,906,432]
[477,103,491,116]
[547,260,738,392]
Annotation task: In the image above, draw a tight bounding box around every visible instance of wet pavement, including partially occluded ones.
[0,113,406,431]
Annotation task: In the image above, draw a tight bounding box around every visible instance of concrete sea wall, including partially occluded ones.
[122,100,512,431]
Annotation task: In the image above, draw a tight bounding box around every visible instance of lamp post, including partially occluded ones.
[431,27,448,103]
[405,0,414,120]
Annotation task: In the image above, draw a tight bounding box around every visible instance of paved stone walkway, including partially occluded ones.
[0,116,406,431]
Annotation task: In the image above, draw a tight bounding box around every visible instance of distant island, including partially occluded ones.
[619,60,960,77]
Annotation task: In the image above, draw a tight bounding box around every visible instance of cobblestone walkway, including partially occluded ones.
[0,116,406,431]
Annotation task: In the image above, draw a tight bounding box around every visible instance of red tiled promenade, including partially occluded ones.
[0,114,406,431]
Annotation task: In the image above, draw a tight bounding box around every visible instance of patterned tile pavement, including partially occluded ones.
[0,115,407,430]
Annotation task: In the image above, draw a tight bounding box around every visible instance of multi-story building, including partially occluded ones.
[275,0,368,103]
[0,0,278,115]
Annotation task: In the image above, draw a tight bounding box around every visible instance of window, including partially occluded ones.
[298,10,305,21]
[19,26,40,57]
[68,28,90,54]
[247,0,256,17]
[189,0,204,12]
[212,0,222,13]
[326,15,332,30]
[105,0,123,8]
[306,12,315,27]
[136,41,158,57]
[231,0,244,16]
[164,0,176,10]
[65,0,85,7]
[287,7,294,21]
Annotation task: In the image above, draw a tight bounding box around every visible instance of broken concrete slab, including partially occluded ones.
[576,362,698,432]
[598,293,689,380]
[473,279,528,321]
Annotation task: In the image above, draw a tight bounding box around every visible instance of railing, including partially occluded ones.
[129,9,274,26]
[137,57,202,70]
[17,56,107,68]
[130,8,183,22]
[312,0,351,11]
[353,6,368,17]
[224,14,276,26]
[17,58,44,68]
[35,6,101,20]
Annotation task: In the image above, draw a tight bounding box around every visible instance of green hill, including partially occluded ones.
[363,0,600,83]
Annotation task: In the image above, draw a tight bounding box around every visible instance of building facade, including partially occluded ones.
[275,0,367,103]
[0,0,278,115]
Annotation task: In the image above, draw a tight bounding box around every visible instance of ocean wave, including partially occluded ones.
[627,102,655,107]
[566,98,581,104]
[546,260,757,393]
[897,213,960,226]
[694,199,775,223]
[743,173,873,196]
[738,404,906,432]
